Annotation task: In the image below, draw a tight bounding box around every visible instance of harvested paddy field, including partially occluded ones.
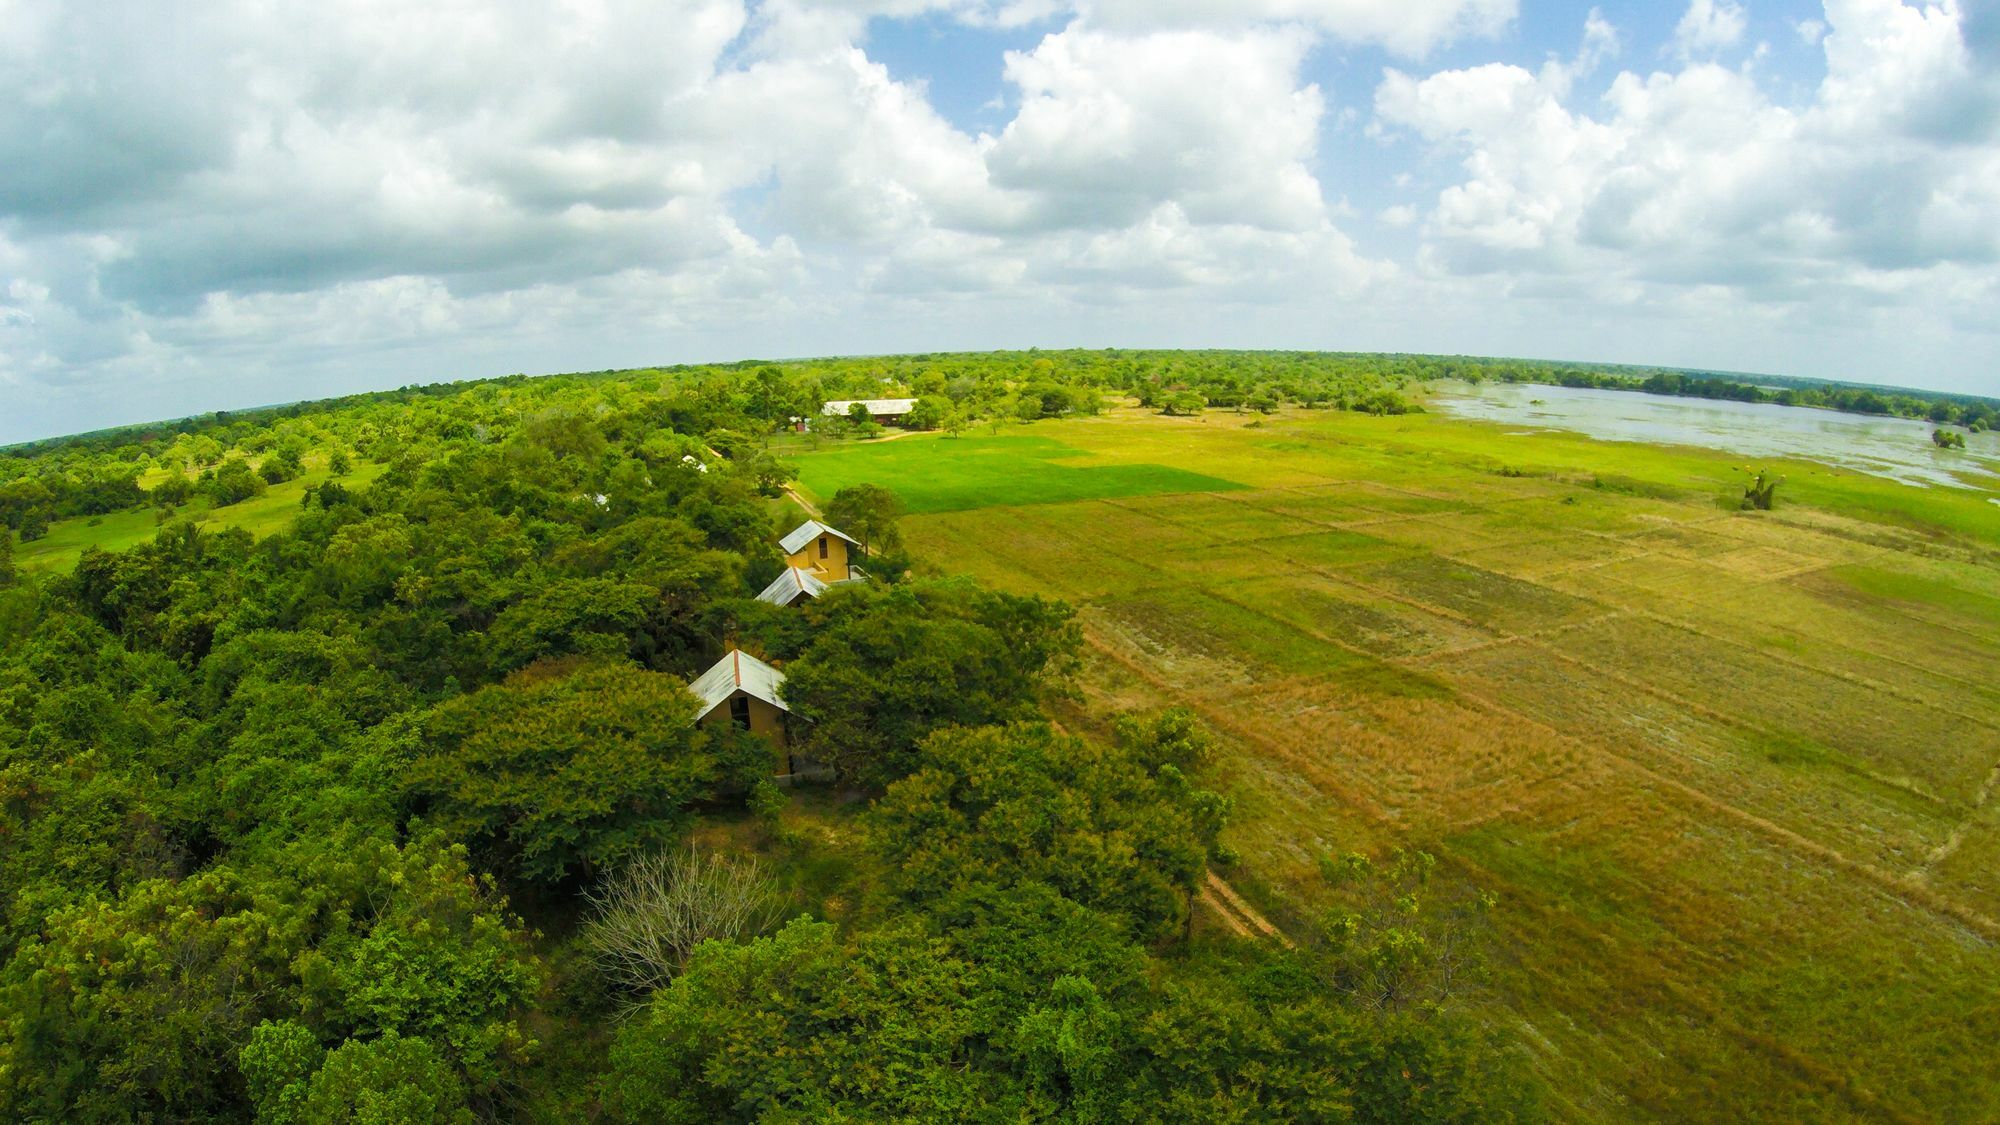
[793,408,2000,1122]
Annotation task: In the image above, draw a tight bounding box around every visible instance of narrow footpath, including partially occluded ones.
[1199,870,1295,948]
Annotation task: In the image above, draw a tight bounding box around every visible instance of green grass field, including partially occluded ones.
[17,459,386,574]
[794,407,2000,1122]
[791,431,1246,513]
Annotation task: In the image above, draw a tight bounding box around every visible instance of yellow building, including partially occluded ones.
[780,519,862,582]
[688,649,797,774]
[755,566,828,607]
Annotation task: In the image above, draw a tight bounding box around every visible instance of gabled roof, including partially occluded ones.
[821,398,917,416]
[755,566,828,606]
[780,519,861,556]
[688,649,789,720]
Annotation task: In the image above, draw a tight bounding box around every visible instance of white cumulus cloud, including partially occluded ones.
[0,0,1412,438]
[988,26,1328,232]
[1377,0,2000,333]
[1077,0,1517,57]
[1672,0,1748,59]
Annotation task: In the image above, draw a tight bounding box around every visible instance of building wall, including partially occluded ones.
[785,534,851,581]
[699,693,791,774]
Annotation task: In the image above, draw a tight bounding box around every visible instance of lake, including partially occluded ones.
[1431,381,2000,492]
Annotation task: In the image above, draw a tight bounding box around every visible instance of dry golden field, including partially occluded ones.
[795,406,2000,1121]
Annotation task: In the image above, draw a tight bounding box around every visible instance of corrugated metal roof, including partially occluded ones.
[688,649,789,720]
[755,566,827,606]
[779,519,860,556]
[821,398,917,416]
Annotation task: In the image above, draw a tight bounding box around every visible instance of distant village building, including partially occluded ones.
[780,519,862,583]
[821,398,917,426]
[688,648,796,773]
[755,565,828,607]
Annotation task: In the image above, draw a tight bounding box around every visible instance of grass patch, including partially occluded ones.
[1227,487,1401,526]
[1096,586,1371,684]
[1826,563,2000,617]
[1756,730,1836,768]
[1925,814,2000,920]
[1114,493,1305,541]
[1449,824,1665,935]
[1588,472,1688,500]
[1556,615,1989,803]
[1241,576,1493,659]
[13,507,166,572]
[875,410,2000,1121]
[17,460,387,574]
[1359,554,1602,633]
[912,505,1168,600]
[791,432,1246,514]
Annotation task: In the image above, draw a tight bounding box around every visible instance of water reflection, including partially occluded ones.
[1431,382,2000,491]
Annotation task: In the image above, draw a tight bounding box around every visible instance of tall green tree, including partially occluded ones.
[205,455,268,506]
[0,834,542,1120]
[404,660,762,884]
[870,722,1223,943]
[824,483,905,555]
[607,918,1004,1122]
[781,580,1079,785]
[243,1024,476,1125]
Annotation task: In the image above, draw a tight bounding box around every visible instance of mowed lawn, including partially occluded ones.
[799,407,2000,1122]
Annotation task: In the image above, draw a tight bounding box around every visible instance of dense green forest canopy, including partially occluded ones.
[0,356,1535,1120]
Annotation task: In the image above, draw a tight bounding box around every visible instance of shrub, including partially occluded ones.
[583,846,784,999]
[203,457,267,507]
[151,475,195,507]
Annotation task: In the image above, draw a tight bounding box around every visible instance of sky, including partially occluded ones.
[2,0,1997,443]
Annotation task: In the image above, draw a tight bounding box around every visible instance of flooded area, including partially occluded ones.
[1432,381,2000,491]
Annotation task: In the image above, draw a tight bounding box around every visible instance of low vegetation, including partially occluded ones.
[1739,468,1784,510]
[792,397,2000,1121]
[583,847,785,999]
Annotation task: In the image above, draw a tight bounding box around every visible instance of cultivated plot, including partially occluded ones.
[807,408,2000,1121]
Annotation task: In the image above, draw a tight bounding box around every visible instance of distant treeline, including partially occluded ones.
[7,349,1988,545]
[1452,359,1997,430]
[16,351,1992,463]
[0,351,1426,541]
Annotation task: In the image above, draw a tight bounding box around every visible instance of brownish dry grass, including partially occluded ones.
[880,410,2000,1121]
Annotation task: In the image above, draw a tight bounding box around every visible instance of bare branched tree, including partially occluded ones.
[583,845,784,999]
[1313,848,1496,1016]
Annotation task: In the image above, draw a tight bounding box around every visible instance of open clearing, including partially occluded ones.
[777,431,1244,513]
[16,459,386,574]
[793,408,2000,1122]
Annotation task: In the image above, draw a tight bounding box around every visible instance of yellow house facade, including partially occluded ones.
[779,519,861,582]
[688,649,797,774]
